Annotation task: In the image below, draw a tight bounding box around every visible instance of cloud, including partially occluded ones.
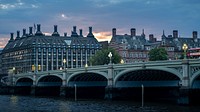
[88,0,133,7]
[0,0,39,10]
[0,37,9,49]
[93,32,112,42]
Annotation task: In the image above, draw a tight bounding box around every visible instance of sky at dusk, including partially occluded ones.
[0,0,200,49]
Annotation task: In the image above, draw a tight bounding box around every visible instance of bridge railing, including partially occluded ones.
[12,59,200,78]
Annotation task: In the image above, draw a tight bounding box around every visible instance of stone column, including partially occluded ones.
[105,63,114,100]
[178,59,190,105]
[56,48,59,70]
[46,49,48,71]
[51,49,53,70]
[31,74,36,96]
[60,70,67,97]
[41,49,43,71]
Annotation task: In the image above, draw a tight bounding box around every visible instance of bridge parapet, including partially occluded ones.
[5,59,200,89]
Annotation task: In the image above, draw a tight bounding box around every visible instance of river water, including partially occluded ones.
[0,95,199,112]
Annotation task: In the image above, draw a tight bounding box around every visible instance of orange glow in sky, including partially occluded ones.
[0,37,9,49]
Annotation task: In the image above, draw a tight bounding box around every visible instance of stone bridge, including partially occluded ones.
[12,59,200,88]
[6,59,200,104]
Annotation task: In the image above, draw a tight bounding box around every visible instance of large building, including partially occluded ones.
[109,28,151,63]
[1,24,102,75]
[0,49,3,78]
[160,30,199,59]
[109,28,199,63]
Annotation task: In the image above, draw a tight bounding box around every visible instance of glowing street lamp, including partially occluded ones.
[108,52,112,64]
[63,59,66,70]
[182,43,188,59]
[12,67,16,86]
[120,59,124,64]
[85,63,88,72]
[63,59,67,74]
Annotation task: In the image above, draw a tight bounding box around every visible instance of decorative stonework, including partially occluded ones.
[191,66,200,76]
[170,67,183,75]
[114,70,124,77]
[100,71,108,75]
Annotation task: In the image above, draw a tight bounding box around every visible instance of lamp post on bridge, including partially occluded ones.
[60,59,67,97]
[108,52,112,64]
[63,59,67,73]
[12,67,16,86]
[62,59,67,85]
[85,63,88,72]
[182,43,188,59]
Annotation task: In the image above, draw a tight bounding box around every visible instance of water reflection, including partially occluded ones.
[0,95,199,112]
[10,95,18,104]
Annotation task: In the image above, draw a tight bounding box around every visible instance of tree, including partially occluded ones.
[89,47,121,65]
[148,48,168,61]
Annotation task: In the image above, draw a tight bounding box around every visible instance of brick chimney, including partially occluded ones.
[64,33,67,37]
[193,31,198,39]
[79,29,83,37]
[131,28,136,37]
[112,28,116,37]
[149,34,156,42]
[9,33,14,42]
[52,25,60,36]
[16,31,20,39]
[173,30,178,38]
[29,27,33,36]
[87,27,94,37]
[35,24,43,36]
[22,29,26,37]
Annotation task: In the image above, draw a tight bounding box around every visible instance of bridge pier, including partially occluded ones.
[30,86,36,96]
[177,59,190,105]
[178,87,190,105]
[104,86,113,100]
[9,86,15,95]
[60,86,67,97]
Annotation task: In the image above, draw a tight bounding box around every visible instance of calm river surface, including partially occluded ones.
[0,95,199,112]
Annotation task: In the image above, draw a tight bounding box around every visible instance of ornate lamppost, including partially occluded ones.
[120,59,124,64]
[63,59,66,72]
[182,43,188,59]
[85,63,88,72]
[12,67,15,86]
[108,52,112,64]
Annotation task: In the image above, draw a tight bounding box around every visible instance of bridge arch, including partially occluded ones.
[15,77,33,86]
[37,75,62,86]
[114,68,181,87]
[190,71,200,88]
[67,71,108,87]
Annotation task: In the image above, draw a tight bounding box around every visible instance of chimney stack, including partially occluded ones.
[112,28,116,37]
[9,33,14,42]
[89,27,92,33]
[16,31,20,39]
[35,24,43,36]
[29,27,33,36]
[71,26,78,37]
[52,25,60,36]
[79,29,83,37]
[193,31,198,39]
[131,28,136,37]
[87,27,94,37]
[149,34,156,42]
[37,24,41,32]
[54,25,57,32]
[64,33,67,37]
[22,29,26,37]
[73,26,76,33]
[173,30,178,38]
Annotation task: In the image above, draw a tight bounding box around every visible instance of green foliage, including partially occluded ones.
[89,47,121,65]
[148,48,168,61]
